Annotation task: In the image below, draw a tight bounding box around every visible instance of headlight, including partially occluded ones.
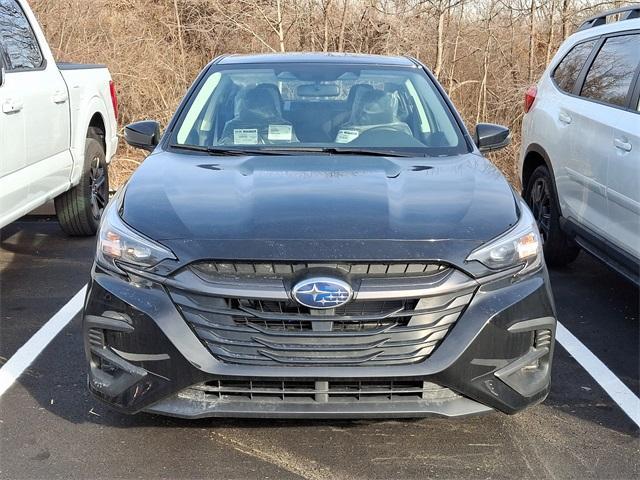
[96,196,175,272]
[466,199,542,273]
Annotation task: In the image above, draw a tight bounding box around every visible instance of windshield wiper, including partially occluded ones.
[316,147,420,157]
[170,144,289,156]
[206,147,294,156]
[169,143,211,153]
[170,144,422,157]
[243,146,420,157]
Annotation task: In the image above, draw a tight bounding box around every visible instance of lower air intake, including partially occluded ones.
[180,379,461,403]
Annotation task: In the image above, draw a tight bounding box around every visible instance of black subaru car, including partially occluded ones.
[84,53,556,418]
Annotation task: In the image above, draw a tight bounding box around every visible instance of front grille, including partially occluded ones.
[191,261,447,279]
[168,262,476,367]
[230,298,418,332]
[180,379,460,403]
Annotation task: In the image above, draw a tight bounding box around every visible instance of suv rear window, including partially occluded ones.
[580,34,640,108]
[552,40,596,93]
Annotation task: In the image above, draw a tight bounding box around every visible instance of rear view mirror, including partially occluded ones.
[125,120,161,152]
[297,83,340,97]
[474,123,511,153]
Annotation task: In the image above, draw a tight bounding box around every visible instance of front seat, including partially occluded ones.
[232,83,283,117]
[221,84,297,145]
[334,90,412,143]
[322,83,374,139]
[255,83,284,116]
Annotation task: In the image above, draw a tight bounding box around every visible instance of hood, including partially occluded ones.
[121,152,518,264]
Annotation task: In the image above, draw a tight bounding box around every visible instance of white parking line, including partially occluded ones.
[0,285,86,397]
[556,321,640,428]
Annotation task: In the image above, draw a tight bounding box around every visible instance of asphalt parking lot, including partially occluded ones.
[0,217,638,480]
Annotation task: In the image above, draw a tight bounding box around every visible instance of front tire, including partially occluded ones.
[55,133,109,236]
[524,165,579,267]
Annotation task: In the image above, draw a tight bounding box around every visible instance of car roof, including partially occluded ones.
[567,17,640,45]
[217,52,418,67]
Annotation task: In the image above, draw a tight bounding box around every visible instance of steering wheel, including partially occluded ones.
[350,125,425,147]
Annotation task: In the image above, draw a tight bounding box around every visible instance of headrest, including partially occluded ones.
[347,83,374,105]
[351,90,399,125]
[239,84,280,119]
[255,83,283,115]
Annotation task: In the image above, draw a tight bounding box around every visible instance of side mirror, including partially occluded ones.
[125,120,161,152]
[474,123,511,153]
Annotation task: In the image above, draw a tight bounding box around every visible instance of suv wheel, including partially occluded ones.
[524,165,579,267]
[55,131,109,236]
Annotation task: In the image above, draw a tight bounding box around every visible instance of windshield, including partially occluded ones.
[171,63,469,156]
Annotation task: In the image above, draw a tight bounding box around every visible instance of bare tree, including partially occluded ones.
[528,0,537,82]
[545,0,557,64]
[337,0,349,52]
[420,0,464,80]
[561,0,571,39]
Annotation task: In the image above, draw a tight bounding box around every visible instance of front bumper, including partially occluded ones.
[145,383,493,419]
[83,264,556,418]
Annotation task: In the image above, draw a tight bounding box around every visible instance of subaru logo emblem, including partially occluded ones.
[292,277,353,309]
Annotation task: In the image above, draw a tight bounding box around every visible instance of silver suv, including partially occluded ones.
[519,6,640,284]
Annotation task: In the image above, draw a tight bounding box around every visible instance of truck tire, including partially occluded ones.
[524,165,579,267]
[55,133,109,236]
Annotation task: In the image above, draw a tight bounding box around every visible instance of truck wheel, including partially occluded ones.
[524,165,579,267]
[55,134,109,236]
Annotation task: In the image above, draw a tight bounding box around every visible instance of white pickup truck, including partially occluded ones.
[0,0,117,235]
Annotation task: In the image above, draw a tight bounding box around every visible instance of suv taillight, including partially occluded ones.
[524,85,537,113]
[109,80,119,121]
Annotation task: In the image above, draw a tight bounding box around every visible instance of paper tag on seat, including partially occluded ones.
[233,129,258,144]
[268,124,293,141]
[336,129,359,143]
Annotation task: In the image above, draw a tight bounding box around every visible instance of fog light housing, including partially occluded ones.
[494,317,555,397]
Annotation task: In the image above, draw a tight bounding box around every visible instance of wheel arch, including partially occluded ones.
[88,112,107,153]
[522,143,564,218]
[69,95,111,187]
